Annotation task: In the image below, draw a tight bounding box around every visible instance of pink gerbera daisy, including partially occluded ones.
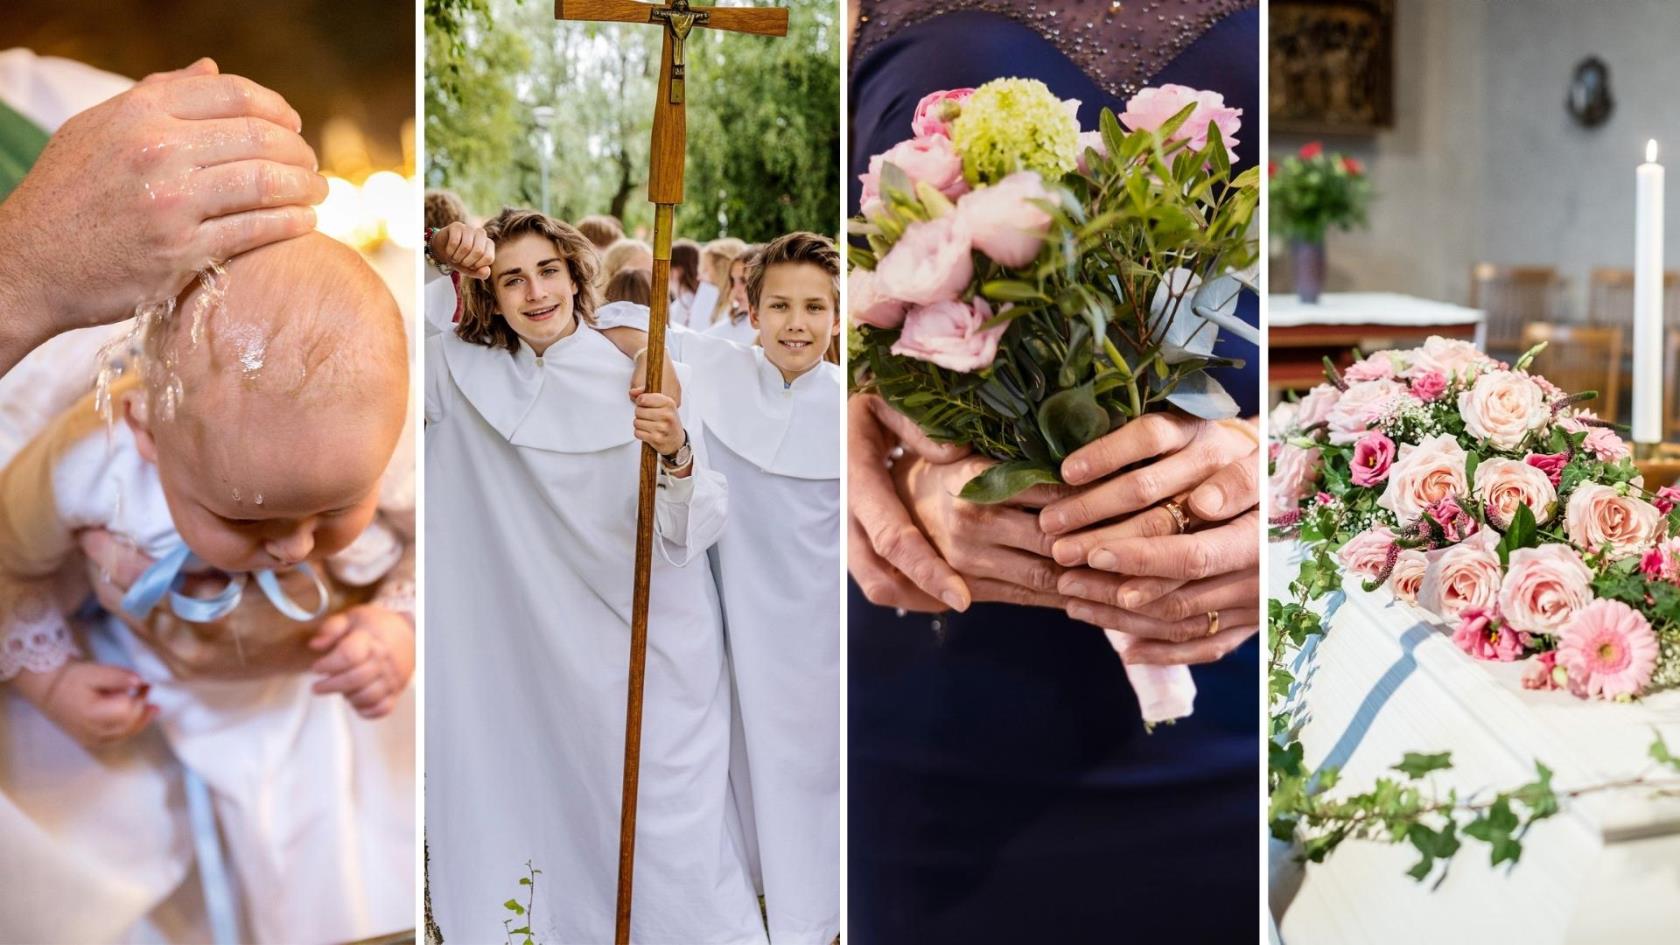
[1556,599,1660,699]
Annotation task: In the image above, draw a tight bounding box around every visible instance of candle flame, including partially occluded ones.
[1649,139,1660,163]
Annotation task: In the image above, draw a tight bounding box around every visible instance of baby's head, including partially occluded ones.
[124,232,409,573]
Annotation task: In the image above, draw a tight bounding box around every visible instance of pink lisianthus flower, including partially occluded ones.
[890,297,1006,372]
[1640,537,1680,583]
[873,214,973,306]
[1350,430,1396,487]
[1342,355,1396,383]
[1654,485,1680,515]
[1425,495,1479,543]
[847,267,908,329]
[1118,84,1242,155]
[1409,370,1448,402]
[858,135,970,216]
[1451,608,1526,662]
[1524,451,1570,487]
[911,88,975,139]
[955,171,1055,267]
[1076,131,1107,173]
[1556,599,1660,699]
[1522,651,1563,691]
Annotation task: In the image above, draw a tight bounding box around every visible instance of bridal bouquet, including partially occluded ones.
[847,79,1259,726]
[1270,337,1680,700]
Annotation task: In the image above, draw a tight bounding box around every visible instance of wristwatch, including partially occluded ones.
[660,431,692,471]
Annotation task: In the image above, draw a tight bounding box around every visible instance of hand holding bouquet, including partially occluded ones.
[848,79,1260,726]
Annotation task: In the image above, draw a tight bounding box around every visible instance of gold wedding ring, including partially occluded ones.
[1206,610,1220,637]
[1162,498,1189,535]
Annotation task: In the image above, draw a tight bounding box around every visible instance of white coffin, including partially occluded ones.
[1269,542,1680,945]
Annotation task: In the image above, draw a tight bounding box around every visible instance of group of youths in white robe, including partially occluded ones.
[0,50,417,944]
[423,211,841,944]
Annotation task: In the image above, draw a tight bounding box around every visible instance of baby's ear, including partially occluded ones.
[123,394,159,463]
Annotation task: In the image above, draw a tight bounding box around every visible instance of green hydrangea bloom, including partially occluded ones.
[950,78,1080,186]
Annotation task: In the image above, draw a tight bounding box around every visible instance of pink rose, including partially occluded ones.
[1473,458,1557,528]
[1118,84,1242,155]
[955,171,1055,267]
[1524,451,1569,487]
[1269,443,1322,512]
[1409,370,1448,402]
[1653,485,1680,514]
[1419,529,1503,620]
[1582,426,1631,462]
[1337,526,1397,581]
[1425,495,1479,543]
[873,214,974,306]
[1407,336,1495,380]
[847,267,908,329]
[1350,431,1396,486]
[1342,355,1396,383]
[1497,544,1594,636]
[1522,650,1562,691]
[1390,549,1430,603]
[1378,433,1469,525]
[890,297,1005,372]
[859,135,970,212]
[1451,608,1526,662]
[911,88,975,139]
[1564,483,1663,558]
[1458,371,1550,450]
[1327,378,1413,445]
[1557,599,1660,698]
[1293,384,1340,431]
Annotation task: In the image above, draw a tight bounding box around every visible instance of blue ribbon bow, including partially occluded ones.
[120,543,329,624]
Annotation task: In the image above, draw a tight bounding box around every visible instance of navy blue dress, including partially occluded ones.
[848,9,1261,943]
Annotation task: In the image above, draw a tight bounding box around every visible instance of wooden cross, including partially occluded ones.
[552,2,787,943]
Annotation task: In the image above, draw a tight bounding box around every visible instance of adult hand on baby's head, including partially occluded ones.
[309,604,414,719]
[12,661,158,750]
[0,57,324,366]
[429,221,493,279]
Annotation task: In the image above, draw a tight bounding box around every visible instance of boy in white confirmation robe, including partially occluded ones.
[604,232,842,944]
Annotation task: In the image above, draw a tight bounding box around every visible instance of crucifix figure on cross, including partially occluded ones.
[551,2,788,943]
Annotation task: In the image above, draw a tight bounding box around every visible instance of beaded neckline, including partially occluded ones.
[853,0,1256,100]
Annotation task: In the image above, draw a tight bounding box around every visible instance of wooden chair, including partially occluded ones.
[1470,264,1567,361]
[1586,267,1680,332]
[1668,328,1680,442]
[1520,323,1623,424]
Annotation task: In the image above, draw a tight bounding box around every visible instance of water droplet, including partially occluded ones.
[254,493,264,506]
[232,486,242,502]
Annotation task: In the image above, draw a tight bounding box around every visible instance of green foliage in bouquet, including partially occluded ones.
[1269,142,1371,244]
[850,102,1258,503]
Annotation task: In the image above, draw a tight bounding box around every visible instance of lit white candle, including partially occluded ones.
[1635,139,1664,445]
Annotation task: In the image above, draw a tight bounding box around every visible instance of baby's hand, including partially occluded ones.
[308,605,414,719]
[12,661,158,750]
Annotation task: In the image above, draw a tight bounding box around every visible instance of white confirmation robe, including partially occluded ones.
[672,330,842,945]
[423,324,764,945]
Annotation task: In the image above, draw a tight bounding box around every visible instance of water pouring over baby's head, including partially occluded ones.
[123,232,409,573]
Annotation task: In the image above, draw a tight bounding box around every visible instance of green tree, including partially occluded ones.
[425,0,838,242]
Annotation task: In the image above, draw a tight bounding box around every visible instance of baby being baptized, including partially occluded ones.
[0,231,413,748]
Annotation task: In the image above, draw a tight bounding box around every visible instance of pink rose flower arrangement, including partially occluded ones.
[1390,549,1430,603]
[1326,378,1412,445]
[1377,433,1468,525]
[1472,458,1557,528]
[1524,451,1569,487]
[1458,371,1549,450]
[1563,483,1663,559]
[1418,530,1504,620]
[1269,443,1322,512]
[1497,544,1594,636]
[1408,370,1448,402]
[1424,495,1479,543]
[1293,384,1340,429]
[1336,526,1397,581]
